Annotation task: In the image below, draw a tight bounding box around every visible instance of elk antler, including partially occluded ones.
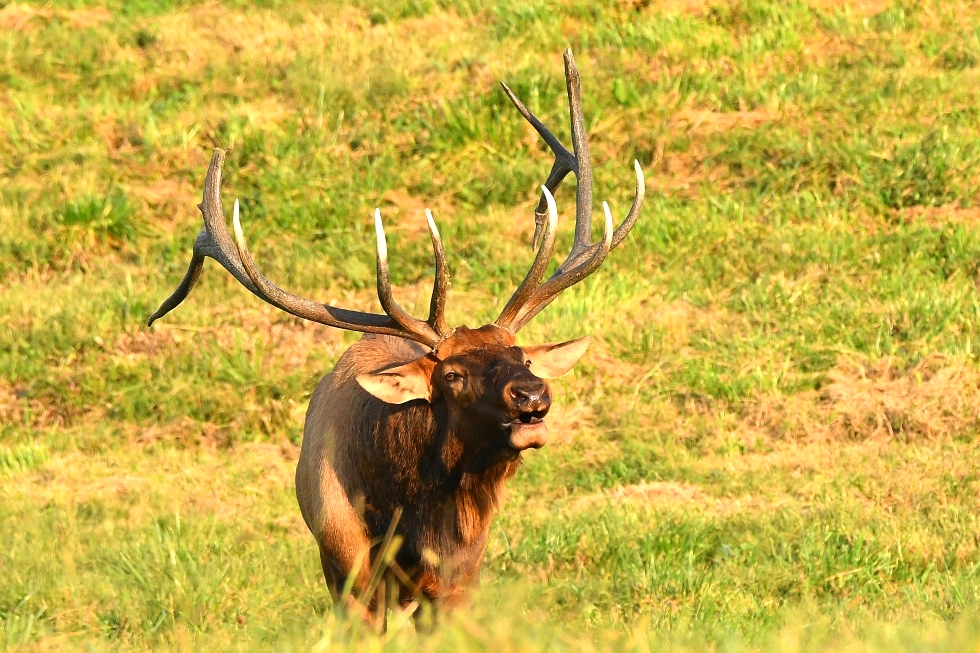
[147,148,451,348]
[495,49,646,333]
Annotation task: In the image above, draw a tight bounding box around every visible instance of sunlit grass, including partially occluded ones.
[3,0,980,650]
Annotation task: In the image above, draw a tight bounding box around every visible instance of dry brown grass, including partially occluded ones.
[0,379,65,430]
[577,481,709,508]
[0,3,111,32]
[821,355,980,440]
[805,0,892,16]
[900,205,980,229]
[543,399,596,446]
[627,0,728,15]
[149,305,348,369]
[745,355,980,442]
[6,444,308,534]
[381,189,454,236]
[572,480,794,515]
[674,108,782,135]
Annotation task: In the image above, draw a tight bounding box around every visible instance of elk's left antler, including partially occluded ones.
[495,49,645,333]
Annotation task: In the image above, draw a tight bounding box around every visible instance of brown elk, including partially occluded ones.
[148,50,644,625]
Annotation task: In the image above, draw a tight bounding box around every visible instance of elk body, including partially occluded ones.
[148,50,644,624]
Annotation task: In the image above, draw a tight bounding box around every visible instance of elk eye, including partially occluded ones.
[444,372,460,383]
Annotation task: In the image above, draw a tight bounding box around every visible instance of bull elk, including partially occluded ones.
[148,50,644,625]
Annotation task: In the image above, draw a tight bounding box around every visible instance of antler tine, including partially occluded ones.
[495,186,559,328]
[498,82,574,251]
[500,50,596,260]
[562,49,596,262]
[148,149,281,327]
[373,210,442,344]
[611,160,646,250]
[230,200,440,343]
[149,148,442,347]
[425,209,451,336]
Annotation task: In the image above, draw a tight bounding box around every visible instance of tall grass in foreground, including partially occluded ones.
[4,0,980,650]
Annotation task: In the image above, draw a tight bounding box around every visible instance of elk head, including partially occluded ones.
[147,50,645,457]
[357,323,591,463]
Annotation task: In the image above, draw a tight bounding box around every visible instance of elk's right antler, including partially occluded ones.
[494,49,646,333]
[147,149,451,348]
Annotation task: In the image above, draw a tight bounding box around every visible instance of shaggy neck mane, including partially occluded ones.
[426,405,521,546]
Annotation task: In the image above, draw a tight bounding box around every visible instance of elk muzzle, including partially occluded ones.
[502,376,551,451]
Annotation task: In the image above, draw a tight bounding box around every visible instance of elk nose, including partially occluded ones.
[507,378,551,416]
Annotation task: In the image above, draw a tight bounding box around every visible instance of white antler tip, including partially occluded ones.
[540,185,558,232]
[232,198,245,245]
[633,159,646,191]
[602,201,613,244]
[374,209,388,261]
[425,208,438,234]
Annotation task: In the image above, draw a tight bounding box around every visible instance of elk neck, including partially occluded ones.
[405,390,522,548]
[352,326,526,550]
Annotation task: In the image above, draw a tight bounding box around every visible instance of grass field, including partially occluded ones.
[4,0,980,650]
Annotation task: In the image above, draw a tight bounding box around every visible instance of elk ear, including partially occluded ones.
[356,356,437,404]
[522,336,591,379]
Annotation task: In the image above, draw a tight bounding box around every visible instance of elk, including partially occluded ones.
[147,50,644,625]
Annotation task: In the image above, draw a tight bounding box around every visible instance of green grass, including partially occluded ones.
[4,0,980,650]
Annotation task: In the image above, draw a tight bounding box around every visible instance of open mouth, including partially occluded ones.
[517,410,547,425]
[504,415,549,451]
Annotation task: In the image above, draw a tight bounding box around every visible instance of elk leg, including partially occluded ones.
[318,545,343,602]
[372,575,387,633]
